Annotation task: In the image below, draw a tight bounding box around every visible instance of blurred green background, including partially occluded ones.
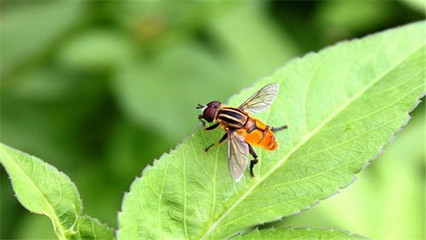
[1,1,424,239]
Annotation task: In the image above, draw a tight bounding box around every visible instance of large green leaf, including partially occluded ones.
[118,21,425,239]
[0,143,114,240]
[234,227,367,240]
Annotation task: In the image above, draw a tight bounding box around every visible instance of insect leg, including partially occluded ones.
[205,133,228,152]
[248,144,259,177]
[271,125,288,133]
[198,115,207,128]
[204,123,219,131]
[259,129,267,143]
[199,115,219,131]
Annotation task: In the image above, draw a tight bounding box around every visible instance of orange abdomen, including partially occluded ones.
[236,117,278,151]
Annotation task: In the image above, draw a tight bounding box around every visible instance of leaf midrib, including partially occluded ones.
[0,147,67,238]
[199,44,424,239]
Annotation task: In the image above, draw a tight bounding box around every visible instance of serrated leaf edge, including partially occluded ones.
[233,226,370,239]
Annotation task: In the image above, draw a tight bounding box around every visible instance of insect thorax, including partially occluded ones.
[216,107,248,129]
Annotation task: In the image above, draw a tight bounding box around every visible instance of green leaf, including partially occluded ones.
[234,227,368,240]
[0,143,81,238]
[279,104,425,239]
[0,143,113,239]
[77,216,115,240]
[118,21,425,239]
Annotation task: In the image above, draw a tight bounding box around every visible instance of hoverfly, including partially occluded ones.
[197,83,287,182]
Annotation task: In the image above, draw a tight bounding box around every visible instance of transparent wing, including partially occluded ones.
[228,130,249,182]
[239,83,279,113]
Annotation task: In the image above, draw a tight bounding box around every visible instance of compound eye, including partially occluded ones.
[203,107,217,122]
[208,101,221,108]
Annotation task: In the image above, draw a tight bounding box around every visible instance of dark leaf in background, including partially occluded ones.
[208,2,299,79]
[1,1,86,78]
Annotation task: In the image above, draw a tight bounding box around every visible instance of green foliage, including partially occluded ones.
[1,1,85,77]
[0,143,113,240]
[234,227,368,240]
[1,0,425,238]
[118,22,425,239]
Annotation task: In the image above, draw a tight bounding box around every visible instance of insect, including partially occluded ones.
[197,83,287,182]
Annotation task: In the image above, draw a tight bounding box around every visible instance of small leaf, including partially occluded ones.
[0,143,114,239]
[77,216,115,240]
[0,143,81,238]
[234,227,368,240]
[118,21,425,239]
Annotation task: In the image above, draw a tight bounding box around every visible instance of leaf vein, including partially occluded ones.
[0,148,66,237]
